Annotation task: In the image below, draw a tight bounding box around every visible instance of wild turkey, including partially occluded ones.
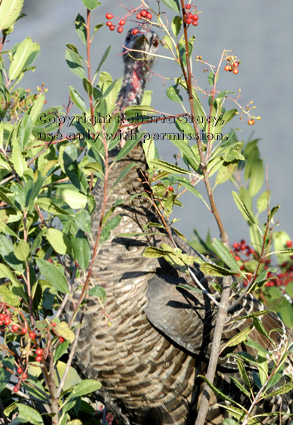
[67,25,292,424]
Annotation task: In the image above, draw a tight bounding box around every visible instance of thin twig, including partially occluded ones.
[178,2,232,424]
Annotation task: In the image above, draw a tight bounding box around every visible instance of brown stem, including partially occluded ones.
[86,9,94,120]
[69,124,109,326]
[42,359,59,424]
[179,2,231,424]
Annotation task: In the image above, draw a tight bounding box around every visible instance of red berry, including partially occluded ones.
[106,21,113,27]
[187,12,193,17]
[117,26,123,33]
[119,19,126,26]
[36,348,44,356]
[105,13,113,20]
[0,321,3,326]
[0,313,4,321]
[22,373,28,380]
[4,317,11,325]
[52,322,57,327]
[193,14,199,20]
[59,337,65,343]
[35,355,43,362]
[21,327,28,334]
[109,25,115,31]
[186,17,193,24]
[232,242,239,249]
[136,13,141,19]
[233,68,239,75]
[141,10,147,17]
[132,28,139,35]
[12,324,19,332]
[286,240,292,248]
[13,386,19,393]
[185,4,191,9]
[192,20,198,26]
[17,367,23,374]
[29,331,36,339]
[146,12,152,20]
[233,61,239,68]
[235,255,241,261]
[248,119,255,126]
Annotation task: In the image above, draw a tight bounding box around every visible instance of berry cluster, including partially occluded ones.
[0,307,66,393]
[184,4,199,26]
[231,239,293,288]
[224,60,239,75]
[105,8,153,35]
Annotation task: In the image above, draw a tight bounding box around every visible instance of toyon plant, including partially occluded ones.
[0,0,292,425]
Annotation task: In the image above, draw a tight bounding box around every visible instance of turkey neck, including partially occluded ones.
[91,55,158,246]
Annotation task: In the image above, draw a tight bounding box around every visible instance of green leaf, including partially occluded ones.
[75,210,91,234]
[223,326,252,349]
[29,94,45,123]
[55,322,75,343]
[75,14,87,44]
[69,379,102,399]
[57,188,88,209]
[82,0,101,10]
[248,158,264,196]
[14,240,30,261]
[223,420,240,425]
[88,286,106,300]
[36,259,69,294]
[113,163,136,188]
[265,383,293,398]
[232,191,256,225]
[65,49,85,79]
[9,37,40,80]
[69,85,87,112]
[82,78,92,96]
[100,215,121,243]
[215,162,238,187]
[268,204,280,223]
[0,0,24,31]
[11,144,27,176]
[162,0,180,13]
[149,159,190,175]
[199,262,233,276]
[0,263,19,286]
[197,375,241,407]
[222,109,237,125]
[45,228,67,255]
[0,285,20,306]
[171,16,182,36]
[95,45,112,75]
[211,238,241,272]
[166,85,183,103]
[230,376,251,399]
[72,234,91,270]
[35,198,69,216]
[114,137,140,162]
[256,190,270,215]
[177,177,206,204]
[14,403,43,424]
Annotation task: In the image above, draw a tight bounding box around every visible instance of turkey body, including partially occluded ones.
[68,26,292,425]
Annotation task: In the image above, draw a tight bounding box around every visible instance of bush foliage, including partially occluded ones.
[0,0,292,424]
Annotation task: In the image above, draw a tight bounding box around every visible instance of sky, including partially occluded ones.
[8,0,293,245]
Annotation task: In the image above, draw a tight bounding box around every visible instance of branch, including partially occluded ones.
[179,2,232,424]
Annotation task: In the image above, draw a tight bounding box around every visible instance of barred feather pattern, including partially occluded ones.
[67,25,293,425]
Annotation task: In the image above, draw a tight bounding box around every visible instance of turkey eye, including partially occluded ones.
[152,39,159,48]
